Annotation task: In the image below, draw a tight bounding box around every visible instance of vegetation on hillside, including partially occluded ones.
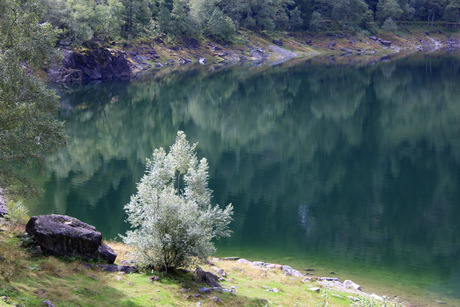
[38,0,460,45]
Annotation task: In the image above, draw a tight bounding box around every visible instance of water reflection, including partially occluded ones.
[29,54,460,304]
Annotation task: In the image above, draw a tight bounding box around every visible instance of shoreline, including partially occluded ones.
[47,29,460,83]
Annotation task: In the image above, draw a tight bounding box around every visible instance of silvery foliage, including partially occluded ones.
[123,131,233,270]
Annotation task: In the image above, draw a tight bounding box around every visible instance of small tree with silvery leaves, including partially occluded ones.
[122,131,233,271]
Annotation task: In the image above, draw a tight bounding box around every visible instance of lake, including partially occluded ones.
[27,54,460,306]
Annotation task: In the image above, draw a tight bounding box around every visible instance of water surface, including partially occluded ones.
[28,54,460,306]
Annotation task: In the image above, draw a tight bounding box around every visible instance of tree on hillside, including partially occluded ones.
[444,0,460,25]
[0,0,67,198]
[376,0,404,22]
[123,131,233,271]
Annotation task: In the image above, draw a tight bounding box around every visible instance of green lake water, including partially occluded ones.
[27,54,460,306]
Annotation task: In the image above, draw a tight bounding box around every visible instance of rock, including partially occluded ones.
[378,39,392,47]
[305,39,312,44]
[369,36,378,41]
[319,277,339,281]
[237,258,253,265]
[272,39,283,46]
[199,58,207,65]
[266,264,283,269]
[42,300,54,307]
[370,294,384,301]
[149,276,161,282]
[198,287,213,294]
[216,269,226,277]
[425,31,430,35]
[94,265,137,273]
[340,48,353,54]
[210,296,222,303]
[48,48,131,83]
[343,280,361,291]
[309,287,321,292]
[221,257,240,261]
[266,288,279,293]
[26,214,117,263]
[253,261,265,266]
[194,268,221,288]
[282,265,303,277]
[304,268,315,272]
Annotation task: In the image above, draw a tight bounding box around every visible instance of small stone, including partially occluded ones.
[329,271,335,274]
[370,294,384,301]
[149,276,161,282]
[116,276,123,281]
[253,261,265,266]
[216,269,226,277]
[42,300,54,307]
[237,258,253,265]
[266,288,279,293]
[309,287,321,292]
[344,280,361,291]
[266,264,283,269]
[199,287,212,294]
[88,273,99,280]
[199,58,207,65]
[194,294,202,298]
[180,288,190,292]
[210,296,222,303]
[196,302,201,306]
[304,268,315,272]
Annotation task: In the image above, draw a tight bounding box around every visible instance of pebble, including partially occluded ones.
[266,288,279,293]
[309,287,321,292]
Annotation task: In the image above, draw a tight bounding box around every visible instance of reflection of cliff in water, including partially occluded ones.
[31,55,460,282]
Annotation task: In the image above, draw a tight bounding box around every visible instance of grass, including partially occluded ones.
[0,219,403,307]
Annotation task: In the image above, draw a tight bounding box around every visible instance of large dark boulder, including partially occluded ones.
[48,47,131,83]
[26,215,117,263]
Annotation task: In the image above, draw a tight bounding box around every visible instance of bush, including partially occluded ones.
[6,201,29,224]
[122,131,233,271]
[382,17,398,32]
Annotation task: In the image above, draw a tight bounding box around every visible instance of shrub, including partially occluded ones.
[122,131,233,271]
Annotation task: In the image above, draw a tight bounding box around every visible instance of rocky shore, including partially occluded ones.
[46,31,460,83]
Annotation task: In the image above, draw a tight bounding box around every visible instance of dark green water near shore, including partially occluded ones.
[28,54,460,305]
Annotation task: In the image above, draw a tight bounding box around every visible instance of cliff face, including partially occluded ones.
[48,47,131,83]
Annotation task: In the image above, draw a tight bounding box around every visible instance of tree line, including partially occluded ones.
[39,0,460,44]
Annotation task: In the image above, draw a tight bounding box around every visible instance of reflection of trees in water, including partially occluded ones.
[34,56,460,274]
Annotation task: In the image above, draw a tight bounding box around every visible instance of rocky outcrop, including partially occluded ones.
[26,214,117,263]
[48,47,131,83]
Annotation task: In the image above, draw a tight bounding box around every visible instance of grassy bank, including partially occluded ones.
[0,220,401,306]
